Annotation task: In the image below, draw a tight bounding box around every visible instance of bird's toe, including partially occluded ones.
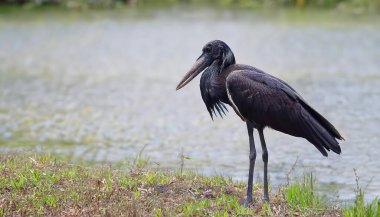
[244,198,253,207]
[262,196,270,203]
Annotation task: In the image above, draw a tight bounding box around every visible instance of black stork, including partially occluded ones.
[176,40,343,205]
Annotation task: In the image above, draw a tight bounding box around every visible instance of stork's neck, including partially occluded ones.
[208,54,236,76]
[208,60,223,76]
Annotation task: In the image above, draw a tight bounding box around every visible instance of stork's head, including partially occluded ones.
[176,40,235,90]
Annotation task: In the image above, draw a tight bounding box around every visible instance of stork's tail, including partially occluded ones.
[300,108,342,157]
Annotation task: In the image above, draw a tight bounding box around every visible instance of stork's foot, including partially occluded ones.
[244,198,253,207]
[262,196,270,203]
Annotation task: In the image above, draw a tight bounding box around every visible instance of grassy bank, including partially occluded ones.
[0,0,379,14]
[0,153,378,216]
[1,0,380,11]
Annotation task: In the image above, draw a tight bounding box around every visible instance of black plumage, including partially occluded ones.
[176,40,343,205]
[226,67,342,156]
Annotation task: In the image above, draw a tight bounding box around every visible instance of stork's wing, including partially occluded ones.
[226,69,342,156]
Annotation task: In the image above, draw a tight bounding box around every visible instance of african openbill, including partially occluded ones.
[176,40,343,205]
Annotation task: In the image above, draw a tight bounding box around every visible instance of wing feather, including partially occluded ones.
[226,69,342,156]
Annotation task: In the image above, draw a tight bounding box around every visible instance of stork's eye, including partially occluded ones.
[203,46,211,53]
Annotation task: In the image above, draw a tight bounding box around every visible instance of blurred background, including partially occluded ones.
[0,0,379,203]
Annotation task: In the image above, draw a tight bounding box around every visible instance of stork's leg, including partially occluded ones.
[245,122,256,206]
[258,128,269,202]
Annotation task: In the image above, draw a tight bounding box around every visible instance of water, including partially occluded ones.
[1,9,379,202]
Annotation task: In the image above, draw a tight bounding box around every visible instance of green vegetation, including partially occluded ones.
[344,192,380,217]
[343,170,380,217]
[0,0,379,12]
[285,173,330,216]
[1,152,377,216]
[0,153,256,216]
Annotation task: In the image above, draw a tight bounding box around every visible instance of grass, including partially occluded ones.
[344,192,380,217]
[1,2,380,27]
[285,173,332,216]
[0,152,255,216]
[1,0,380,12]
[343,169,380,217]
[0,152,378,216]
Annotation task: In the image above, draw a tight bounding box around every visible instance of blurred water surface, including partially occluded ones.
[0,10,379,201]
